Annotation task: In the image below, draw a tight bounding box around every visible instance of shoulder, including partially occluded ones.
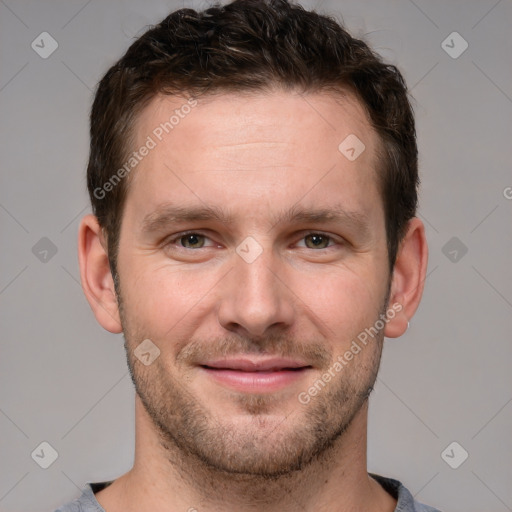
[54,482,110,512]
[370,473,443,512]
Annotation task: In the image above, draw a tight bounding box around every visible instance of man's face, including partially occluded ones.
[115,90,391,476]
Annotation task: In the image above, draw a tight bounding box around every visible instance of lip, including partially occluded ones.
[199,358,312,393]
[201,357,310,372]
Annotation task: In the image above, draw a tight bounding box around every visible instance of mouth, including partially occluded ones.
[199,358,313,393]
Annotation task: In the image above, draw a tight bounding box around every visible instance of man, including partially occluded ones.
[56,0,439,510]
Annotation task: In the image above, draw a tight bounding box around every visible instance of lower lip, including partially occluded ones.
[200,367,310,393]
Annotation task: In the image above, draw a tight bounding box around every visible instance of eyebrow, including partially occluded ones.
[140,203,372,238]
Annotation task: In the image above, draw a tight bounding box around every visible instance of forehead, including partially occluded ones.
[134,88,376,160]
[125,89,383,225]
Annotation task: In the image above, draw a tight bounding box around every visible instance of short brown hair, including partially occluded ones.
[87,0,418,279]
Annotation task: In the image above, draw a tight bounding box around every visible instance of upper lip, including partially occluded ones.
[201,358,311,372]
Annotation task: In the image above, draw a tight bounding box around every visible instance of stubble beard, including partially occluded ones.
[116,281,389,482]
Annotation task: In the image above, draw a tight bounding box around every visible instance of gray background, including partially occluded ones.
[1,0,511,511]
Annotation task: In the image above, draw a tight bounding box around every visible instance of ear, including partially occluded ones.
[384,217,428,338]
[78,214,122,333]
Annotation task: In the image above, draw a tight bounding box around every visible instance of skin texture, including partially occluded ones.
[78,89,428,512]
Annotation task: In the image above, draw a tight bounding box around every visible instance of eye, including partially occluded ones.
[164,231,341,252]
[297,233,337,250]
[170,232,214,249]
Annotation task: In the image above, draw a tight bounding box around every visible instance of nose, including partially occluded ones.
[217,243,295,338]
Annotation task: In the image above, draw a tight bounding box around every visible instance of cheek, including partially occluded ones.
[120,262,221,341]
[296,265,385,344]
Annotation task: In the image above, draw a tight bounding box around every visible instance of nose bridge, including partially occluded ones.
[217,239,294,336]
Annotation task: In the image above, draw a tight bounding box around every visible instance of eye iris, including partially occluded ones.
[306,234,329,249]
[182,234,204,248]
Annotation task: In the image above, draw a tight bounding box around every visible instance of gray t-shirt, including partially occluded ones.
[54,473,442,511]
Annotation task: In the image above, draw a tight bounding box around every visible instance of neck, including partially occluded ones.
[96,396,396,512]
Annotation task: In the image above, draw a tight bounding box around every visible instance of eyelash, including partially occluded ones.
[165,231,341,251]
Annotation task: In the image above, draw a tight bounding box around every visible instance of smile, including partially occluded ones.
[199,358,313,393]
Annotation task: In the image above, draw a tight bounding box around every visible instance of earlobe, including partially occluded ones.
[384,217,428,338]
[78,214,123,333]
